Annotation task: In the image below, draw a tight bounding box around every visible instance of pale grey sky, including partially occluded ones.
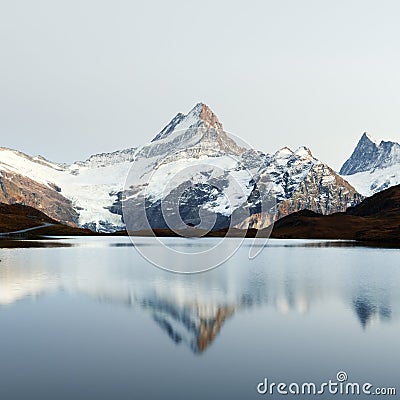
[1,0,400,170]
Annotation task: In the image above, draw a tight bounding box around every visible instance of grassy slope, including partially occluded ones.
[0,203,94,236]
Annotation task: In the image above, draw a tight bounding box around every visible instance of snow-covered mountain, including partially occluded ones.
[121,103,362,231]
[237,147,362,229]
[0,103,362,232]
[340,132,400,196]
[0,147,131,231]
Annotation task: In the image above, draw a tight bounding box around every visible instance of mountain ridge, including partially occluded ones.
[340,132,400,175]
[340,132,400,196]
[0,103,363,232]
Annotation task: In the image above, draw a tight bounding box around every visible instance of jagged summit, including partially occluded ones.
[340,132,400,175]
[146,102,245,158]
[152,102,222,142]
[195,102,223,129]
[362,132,378,145]
[340,132,400,195]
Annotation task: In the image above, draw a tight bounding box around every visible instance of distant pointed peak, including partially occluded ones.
[339,132,381,175]
[152,102,222,142]
[187,101,211,114]
[360,132,378,145]
[187,102,206,114]
[187,102,222,129]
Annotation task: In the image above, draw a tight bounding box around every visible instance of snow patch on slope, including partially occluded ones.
[342,164,400,197]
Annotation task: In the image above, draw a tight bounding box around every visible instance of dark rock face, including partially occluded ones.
[81,220,117,232]
[176,183,231,230]
[122,182,231,231]
[340,132,400,175]
[151,113,186,142]
[278,164,363,216]
[340,133,379,175]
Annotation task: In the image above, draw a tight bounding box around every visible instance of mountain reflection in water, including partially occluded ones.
[0,238,399,354]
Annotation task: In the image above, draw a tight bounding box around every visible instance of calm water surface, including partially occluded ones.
[0,237,399,400]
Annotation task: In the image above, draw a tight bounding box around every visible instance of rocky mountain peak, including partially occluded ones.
[194,102,223,130]
[340,132,400,175]
[361,132,378,145]
[339,132,379,175]
[151,112,186,142]
[146,103,245,159]
[152,102,222,142]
